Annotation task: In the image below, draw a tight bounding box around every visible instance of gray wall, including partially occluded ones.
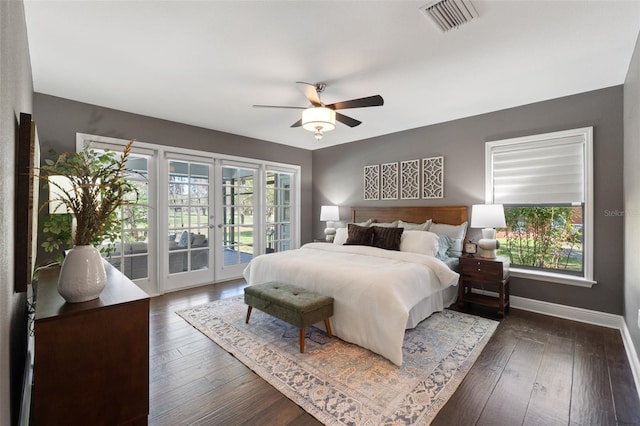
[313,86,624,314]
[0,1,33,424]
[624,32,640,358]
[32,93,314,261]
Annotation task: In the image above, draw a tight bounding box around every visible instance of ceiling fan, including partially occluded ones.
[253,82,384,140]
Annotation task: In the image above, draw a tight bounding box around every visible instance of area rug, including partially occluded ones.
[176,296,498,425]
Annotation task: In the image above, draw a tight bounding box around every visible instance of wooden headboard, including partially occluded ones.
[351,206,468,226]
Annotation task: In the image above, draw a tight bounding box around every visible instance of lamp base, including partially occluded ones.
[477,238,500,259]
[477,247,497,259]
[324,227,336,242]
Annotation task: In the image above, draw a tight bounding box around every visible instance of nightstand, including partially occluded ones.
[458,255,510,317]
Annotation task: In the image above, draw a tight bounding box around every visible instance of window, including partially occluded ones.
[485,127,594,286]
[86,149,151,281]
[115,155,150,280]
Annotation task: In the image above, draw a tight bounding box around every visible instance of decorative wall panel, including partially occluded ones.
[400,159,420,199]
[422,156,444,199]
[363,164,379,200]
[381,162,399,200]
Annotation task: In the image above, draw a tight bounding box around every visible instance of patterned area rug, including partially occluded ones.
[177,296,498,425]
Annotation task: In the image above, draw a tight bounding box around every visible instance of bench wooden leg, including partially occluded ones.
[299,328,305,353]
[245,306,252,324]
[324,319,332,338]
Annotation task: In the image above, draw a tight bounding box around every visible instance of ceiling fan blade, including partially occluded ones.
[290,119,302,128]
[326,95,384,110]
[296,81,322,106]
[335,113,361,128]
[253,104,306,110]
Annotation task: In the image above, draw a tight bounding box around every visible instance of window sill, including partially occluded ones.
[509,268,596,288]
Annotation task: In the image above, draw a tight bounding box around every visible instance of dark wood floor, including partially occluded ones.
[148,280,640,425]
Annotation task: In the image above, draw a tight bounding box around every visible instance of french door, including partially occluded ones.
[82,138,158,296]
[163,158,260,288]
[164,158,215,291]
[78,132,299,295]
[215,162,258,280]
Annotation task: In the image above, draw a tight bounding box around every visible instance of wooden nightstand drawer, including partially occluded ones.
[459,256,509,280]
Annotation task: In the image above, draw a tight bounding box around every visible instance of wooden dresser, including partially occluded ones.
[32,263,150,426]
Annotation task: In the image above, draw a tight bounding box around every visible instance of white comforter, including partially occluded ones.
[242,243,460,365]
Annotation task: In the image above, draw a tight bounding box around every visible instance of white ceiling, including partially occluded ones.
[24,0,640,151]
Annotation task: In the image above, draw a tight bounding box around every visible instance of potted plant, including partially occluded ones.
[40,139,140,302]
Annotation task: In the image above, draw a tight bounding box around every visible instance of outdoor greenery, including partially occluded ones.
[41,213,75,259]
[496,206,583,273]
[40,140,141,260]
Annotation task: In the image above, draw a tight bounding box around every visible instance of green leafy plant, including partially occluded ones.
[499,206,582,272]
[41,213,72,262]
[39,140,140,256]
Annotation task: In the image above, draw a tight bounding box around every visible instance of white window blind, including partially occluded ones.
[488,132,587,205]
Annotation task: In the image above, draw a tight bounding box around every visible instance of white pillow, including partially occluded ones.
[400,230,439,257]
[398,219,432,231]
[429,221,468,257]
[333,227,348,245]
[372,221,399,228]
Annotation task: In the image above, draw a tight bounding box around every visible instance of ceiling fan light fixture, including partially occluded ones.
[302,107,336,139]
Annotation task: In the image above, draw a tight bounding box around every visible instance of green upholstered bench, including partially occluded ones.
[244,282,334,353]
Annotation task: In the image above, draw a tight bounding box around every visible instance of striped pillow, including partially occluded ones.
[344,224,374,246]
[373,226,404,251]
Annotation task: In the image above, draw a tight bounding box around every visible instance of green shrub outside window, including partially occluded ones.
[496,205,583,276]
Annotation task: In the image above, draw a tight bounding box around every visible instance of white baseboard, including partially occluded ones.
[510,295,640,400]
[510,295,622,329]
[621,321,640,401]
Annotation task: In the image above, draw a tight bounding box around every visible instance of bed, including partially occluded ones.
[242,205,468,366]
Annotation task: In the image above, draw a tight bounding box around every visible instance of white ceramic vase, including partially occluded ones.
[57,245,107,303]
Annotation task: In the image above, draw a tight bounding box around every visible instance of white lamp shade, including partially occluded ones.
[48,175,74,214]
[302,107,336,132]
[470,204,506,228]
[320,205,340,221]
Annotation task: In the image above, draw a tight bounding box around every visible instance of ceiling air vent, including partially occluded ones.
[420,0,479,32]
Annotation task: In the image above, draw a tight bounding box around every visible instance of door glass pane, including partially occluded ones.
[168,160,210,274]
[104,154,150,281]
[191,249,209,271]
[265,170,292,253]
[222,166,255,266]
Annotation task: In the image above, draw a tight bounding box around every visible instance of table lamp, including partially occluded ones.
[320,205,340,242]
[470,204,506,259]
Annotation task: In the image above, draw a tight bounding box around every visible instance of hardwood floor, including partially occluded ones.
[148,281,640,425]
